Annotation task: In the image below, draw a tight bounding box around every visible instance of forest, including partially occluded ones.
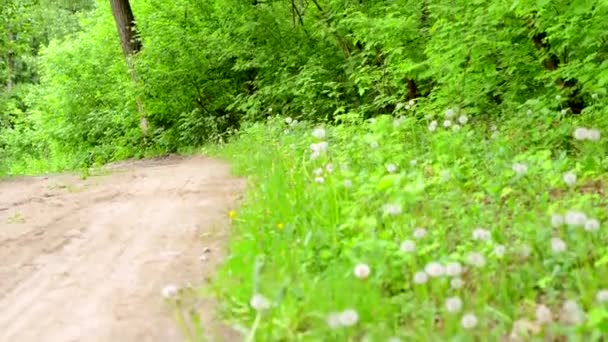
[1,0,608,340]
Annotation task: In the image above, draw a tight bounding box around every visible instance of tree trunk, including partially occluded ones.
[109,0,148,135]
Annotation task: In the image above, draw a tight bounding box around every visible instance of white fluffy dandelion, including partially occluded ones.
[512,163,528,176]
[494,245,506,258]
[413,228,427,239]
[424,262,445,278]
[519,244,532,259]
[326,312,342,329]
[565,210,587,226]
[326,164,334,173]
[315,177,325,184]
[536,304,553,324]
[339,309,359,327]
[458,114,468,125]
[472,228,491,242]
[445,297,463,313]
[414,271,428,284]
[428,120,438,132]
[584,218,600,232]
[285,117,293,124]
[587,128,601,141]
[162,284,178,299]
[383,203,402,216]
[313,168,324,176]
[466,252,486,268]
[563,172,577,186]
[573,128,590,140]
[443,120,452,128]
[461,313,478,329]
[450,277,464,289]
[445,262,463,277]
[370,141,379,149]
[400,240,416,253]
[551,237,567,253]
[310,141,328,153]
[560,300,585,325]
[353,263,371,280]
[596,289,608,303]
[386,164,398,173]
[445,108,455,118]
[250,294,271,311]
[343,179,353,188]
[312,127,326,139]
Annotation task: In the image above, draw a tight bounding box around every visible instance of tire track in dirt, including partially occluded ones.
[0,156,244,342]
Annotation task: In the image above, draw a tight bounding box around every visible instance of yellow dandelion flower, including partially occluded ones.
[277,223,285,230]
[229,210,237,219]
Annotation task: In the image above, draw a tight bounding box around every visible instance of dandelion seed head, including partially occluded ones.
[250,293,271,311]
[596,289,608,303]
[326,312,342,329]
[565,210,587,226]
[458,114,468,124]
[313,168,324,176]
[400,240,416,253]
[587,128,601,141]
[285,117,293,124]
[584,218,600,232]
[443,120,452,128]
[472,228,491,242]
[563,172,577,186]
[325,164,334,173]
[315,176,325,184]
[310,141,328,153]
[551,237,567,253]
[452,124,461,132]
[551,214,564,227]
[383,203,402,216]
[450,277,464,289]
[445,296,463,313]
[312,127,326,139]
[370,141,379,149]
[560,300,585,325]
[573,127,590,140]
[414,271,428,284]
[461,313,478,329]
[445,108,455,118]
[386,164,398,173]
[494,244,506,258]
[424,262,445,278]
[343,179,353,188]
[162,284,178,299]
[428,120,438,132]
[353,263,371,280]
[519,244,532,259]
[445,262,463,277]
[466,252,486,268]
[414,228,427,239]
[512,163,528,176]
[339,309,359,327]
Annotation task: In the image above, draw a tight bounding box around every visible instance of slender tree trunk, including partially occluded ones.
[6,32,15,92]
[109,0,148,135]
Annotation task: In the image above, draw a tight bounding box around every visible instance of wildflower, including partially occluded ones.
[413,228,427,239]
[326,164,334,173]
[424,262,445,278]
[339,309,359,327]
[587,128,601,141]
[458,114,468,124]
[445,108,455,118]
[512,163,528,176]
[386,164,398,173]
[551,214,564,227]
[428,120,438,132]
[450,278,464,289]
[584,218,600,232]
[277,223,285,230]
[445,297,463,313]
[383,203,402,216]
[343,179,353,188]
[312,127,326,139]
[560,300,585,325]
[285,117,293,124]
[414,271,428,284]
[314,168,324,176]
[229,210,237,219]
[565,210,586,226]
[443,120,452,128]
[550,237,567,253]
[310,141,328,153]
[326,312,342,329]
[466,252,486,268]
[461,313,478,329]
[400,240,416,253]
[250,294,271,311]
[596,289,608,303]
[452,124,461,132]
[162,284,178,299]
[494,245,506,258]
[315,177,325,184]
[370,141,379,149]
[354,263,371,280]
[563,172,577,186]
[472,228,491,242]
[445,262,463,277]
[573,128,589,140]
[536,304,553,324]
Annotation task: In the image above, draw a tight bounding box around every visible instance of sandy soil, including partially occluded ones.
[0,156,244,342]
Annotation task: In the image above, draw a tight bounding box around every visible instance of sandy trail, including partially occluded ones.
[0,156,244,342]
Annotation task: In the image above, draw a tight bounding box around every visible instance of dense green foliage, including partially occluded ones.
[2,0,608,174]
[212,114,608,340]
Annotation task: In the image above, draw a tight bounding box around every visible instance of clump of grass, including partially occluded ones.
[206,109,608,340]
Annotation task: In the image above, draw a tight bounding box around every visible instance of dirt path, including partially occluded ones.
[0,156,244,342]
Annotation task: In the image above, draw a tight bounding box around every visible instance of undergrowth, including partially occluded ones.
[207,108,608,340]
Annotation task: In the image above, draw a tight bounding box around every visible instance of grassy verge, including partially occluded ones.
[207,110,608,340]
